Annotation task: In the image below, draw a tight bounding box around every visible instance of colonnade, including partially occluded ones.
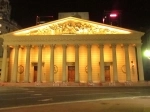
[0,44,144,83]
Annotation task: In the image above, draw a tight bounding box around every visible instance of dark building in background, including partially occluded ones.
[0,0,20,78]
[36,16,54,25]
[0,0,20,34]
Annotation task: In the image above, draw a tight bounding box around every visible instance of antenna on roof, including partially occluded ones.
[36,16,54,25]
[103,10,122,26]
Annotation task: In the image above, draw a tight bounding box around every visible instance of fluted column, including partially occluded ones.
[75,44,79,82]
[37,45,43,83]
[112,44,118,82]
[87,44,92,82]
[124,44,131,81]
[136,44,144,81]
[99,44,105,82]
[12,45,19,82]
[50,45,54,82]
[24,45,31,82]
[1,45,8,82]
[62,45,67,82]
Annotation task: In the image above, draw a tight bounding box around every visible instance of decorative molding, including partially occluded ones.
[4,35,141,46]
[18,65,24,74]
[67,62,75,66]
[31,62,45,66]
[54,65,58,74]
[99,62,113,66]
[14,19,131,36]
[121,65,126,73]
[85,65,88,73]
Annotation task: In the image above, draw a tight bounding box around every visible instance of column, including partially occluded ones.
[12,45,19,82]
[75,44,79,82]
[37,45,43,83]
[1,45,8,82]
[50,45,54,82]
[124,44,131,81]
[99,44,105,82]
[112,44,118,82]
[87,44,92,82]
[62,45,67,82]
[24,45,31,82]
[136,44,144,81]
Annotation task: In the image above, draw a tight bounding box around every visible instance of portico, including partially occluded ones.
[0,17,144,84]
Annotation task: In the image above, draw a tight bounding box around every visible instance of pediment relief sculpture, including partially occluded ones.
[14,17,131,35]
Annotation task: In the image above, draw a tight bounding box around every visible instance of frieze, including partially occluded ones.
[4,38,140,45]
[4,38,141,46]
[4,35,139,41]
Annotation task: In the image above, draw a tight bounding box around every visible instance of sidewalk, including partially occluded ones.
[1,81,150,87]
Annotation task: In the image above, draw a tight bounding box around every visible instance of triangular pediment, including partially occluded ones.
[13,17,133,36]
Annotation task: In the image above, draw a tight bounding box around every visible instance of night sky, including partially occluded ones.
[9,0,150,31]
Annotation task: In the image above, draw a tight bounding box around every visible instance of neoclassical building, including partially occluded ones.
[0,17,144,84]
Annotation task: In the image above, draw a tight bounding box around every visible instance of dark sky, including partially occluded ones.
[9,0,150,31]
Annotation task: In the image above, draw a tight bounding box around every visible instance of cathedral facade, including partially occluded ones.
[0,17,144,84]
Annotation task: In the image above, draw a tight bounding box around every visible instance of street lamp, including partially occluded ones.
[103,10,122,26]
[110,13,117,18]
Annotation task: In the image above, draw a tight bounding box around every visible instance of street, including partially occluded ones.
[0,86,150,110]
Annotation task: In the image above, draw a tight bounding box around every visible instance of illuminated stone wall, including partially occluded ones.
[7,44,138,83]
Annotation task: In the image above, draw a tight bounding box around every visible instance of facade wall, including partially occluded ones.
[116,45,126,82]
[129,45,138,81]
[66,45,75,81]
[7,44,138,83]
[54,45,63,82]
[79,45,87,82]
[42,46,50,82]
[91,45,100,83]
[9,48,14,82]
[18,47,26,82]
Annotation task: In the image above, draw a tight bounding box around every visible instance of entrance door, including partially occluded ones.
[33,66,37,82]
[105,66,110,82]
[68,66,75,82]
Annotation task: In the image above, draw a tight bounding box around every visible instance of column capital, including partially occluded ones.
[75,44,79,48]
[99,44,104,48]
[2,45,8,49]
[123,44,129,48]
[135,43,142,47]
[50,44,55,48]
[14,45,20,49]
[26,44,31,48]
[87,44,91,48]
[111,44,116,48]
[38,44,43,48]
[62,44,67,49]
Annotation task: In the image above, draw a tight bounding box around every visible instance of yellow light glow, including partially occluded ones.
[144,49,150,59]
